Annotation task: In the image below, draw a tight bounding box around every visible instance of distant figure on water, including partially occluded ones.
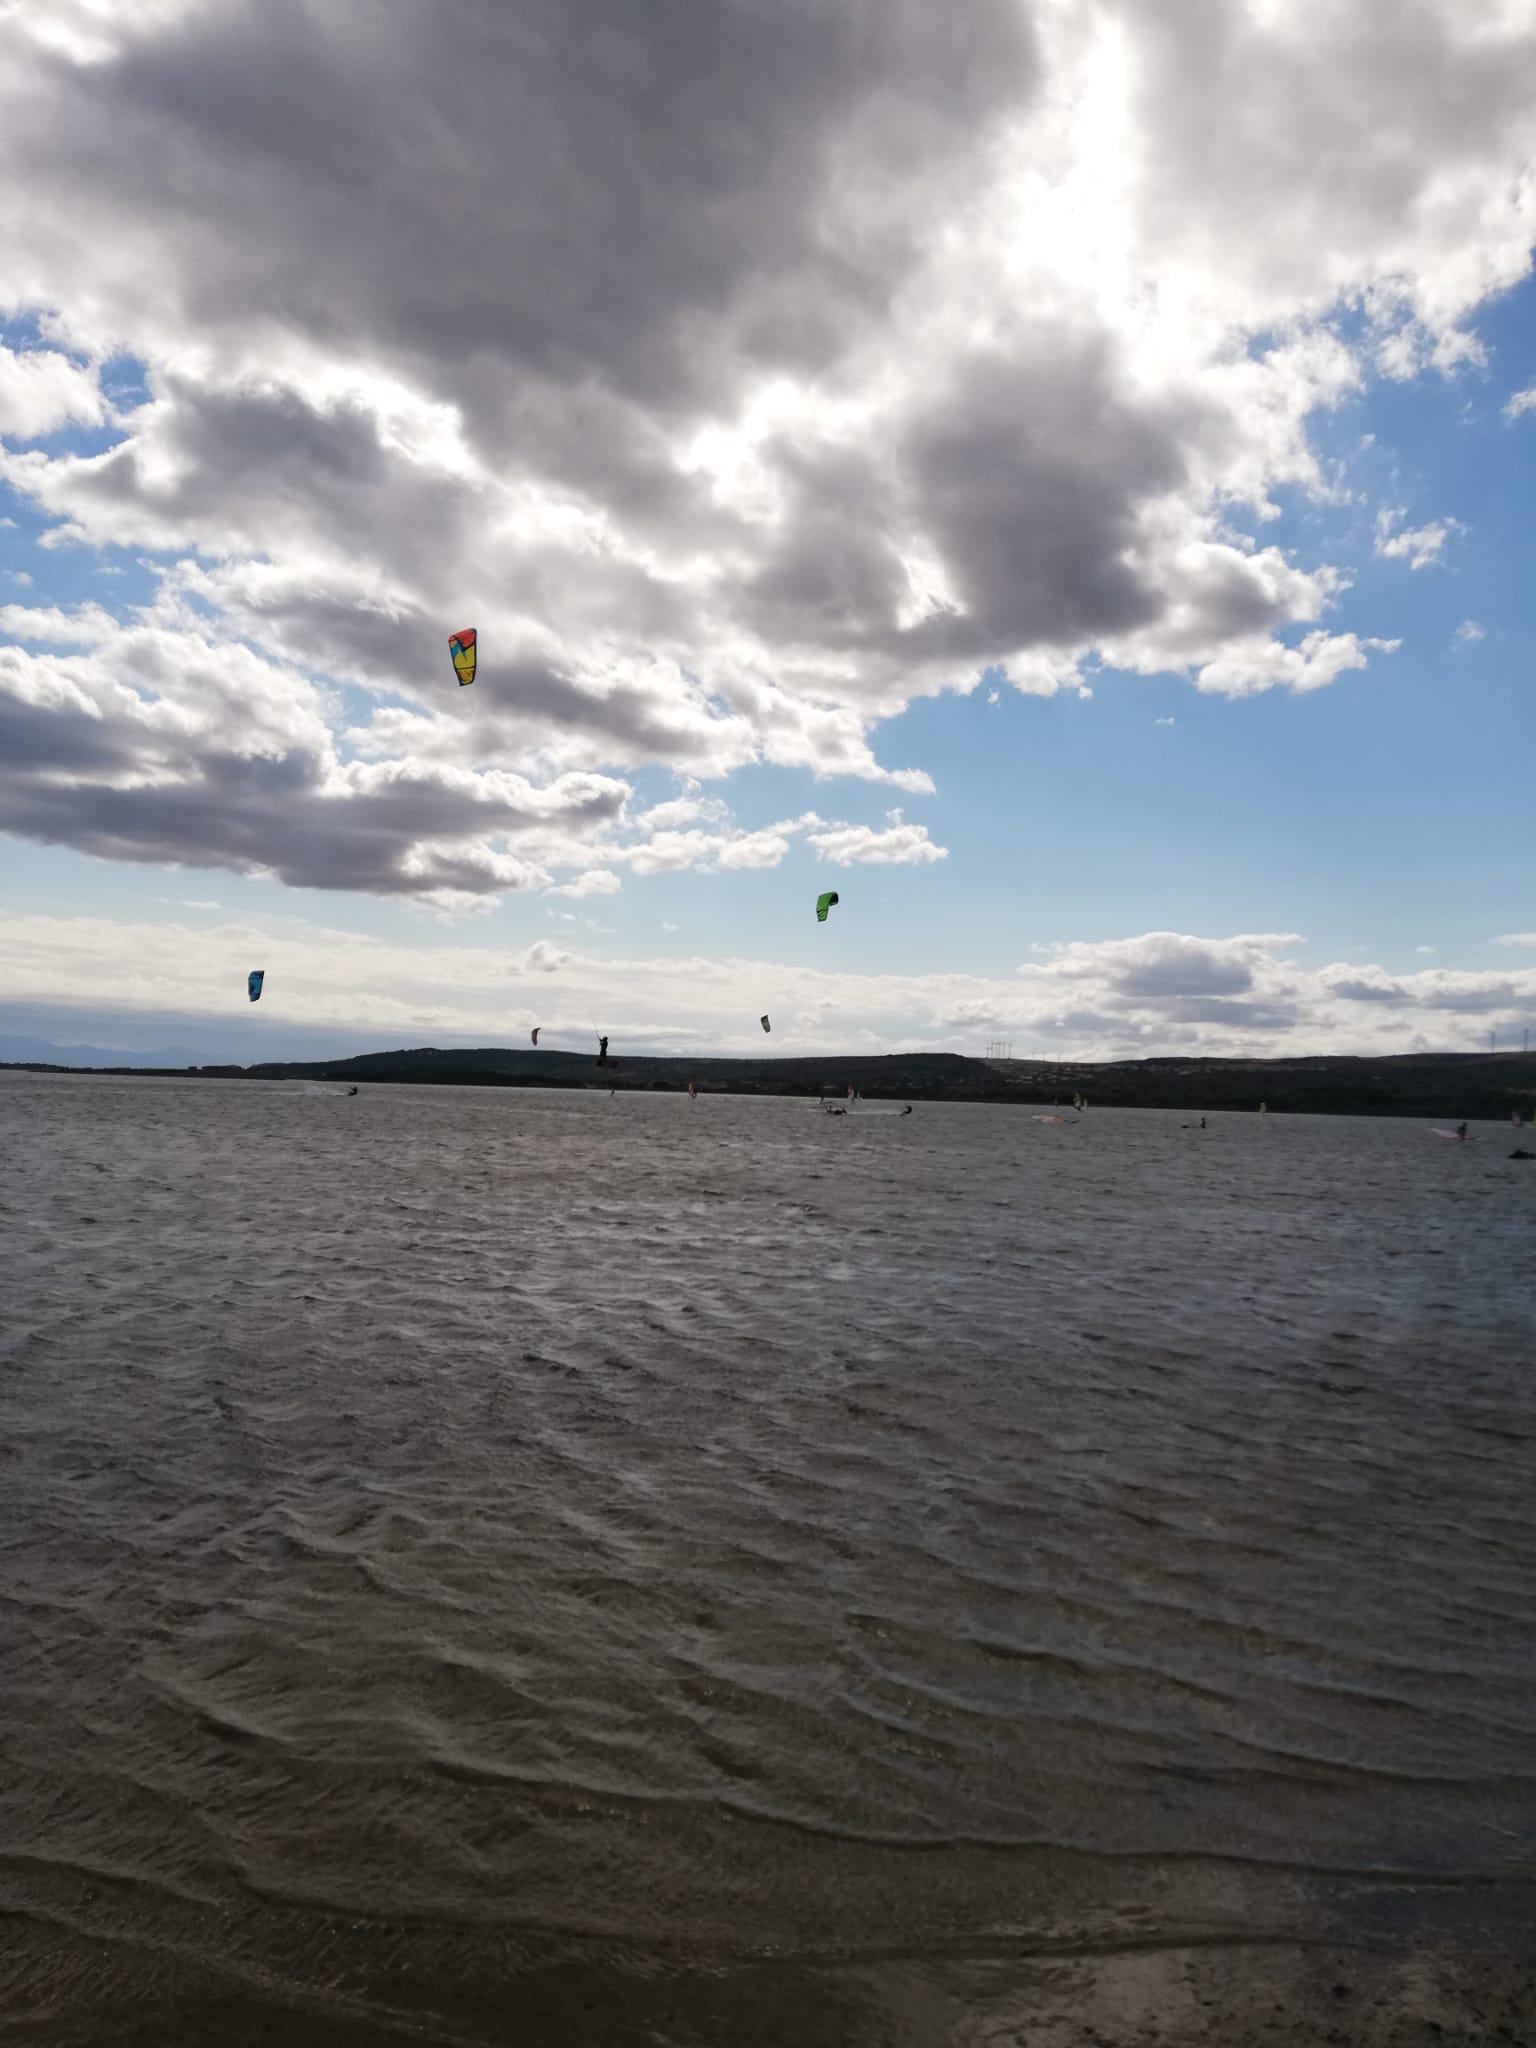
[1457,1122,1468,1142]
[598,1035,609,1066]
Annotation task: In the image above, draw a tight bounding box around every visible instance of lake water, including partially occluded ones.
[2,1075,1533,2044]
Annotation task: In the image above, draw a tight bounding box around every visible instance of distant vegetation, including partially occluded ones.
[6,1045,1536,1121]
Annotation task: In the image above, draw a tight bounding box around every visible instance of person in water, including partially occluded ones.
[1457,1121,1468,1141]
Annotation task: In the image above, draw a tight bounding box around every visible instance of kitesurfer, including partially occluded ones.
[598,1035,609,1065]
[1457,1121,1468,1141]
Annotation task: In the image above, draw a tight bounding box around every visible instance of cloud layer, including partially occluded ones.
[5,913,1533,1063]
[1,0,1533,901]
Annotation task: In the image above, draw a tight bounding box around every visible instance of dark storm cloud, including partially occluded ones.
[0,676,627,898]
[0,753,603,897]
[51,379,480,576]
[18,0,1036,419]
[1136,994,1299,1030]
[1325,976,1411,1005]
[901,340,1203,652]
[0,687,140,777]
[468,657,730,762]
[731,336,1263,664]
[1420,980,1523,1015]
[1102,936,1258,1001]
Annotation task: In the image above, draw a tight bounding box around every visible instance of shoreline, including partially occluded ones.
[5,1044,1536,1121]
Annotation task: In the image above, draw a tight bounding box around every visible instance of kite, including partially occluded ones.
[760,1014,771,1032]
[815,891,839,923]
[531,1027,541,1046]
[247,970,264,1003]
[449,627,477,687]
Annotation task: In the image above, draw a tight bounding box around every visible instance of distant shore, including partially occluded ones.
[6,1045,1535,1121]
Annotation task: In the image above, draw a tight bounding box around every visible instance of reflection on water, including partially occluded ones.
[2,1076,1533,2042]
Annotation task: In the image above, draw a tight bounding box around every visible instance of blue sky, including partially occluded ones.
[1,0,1533,1065]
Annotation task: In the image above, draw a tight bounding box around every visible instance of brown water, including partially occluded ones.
[2,1075,1533,2044]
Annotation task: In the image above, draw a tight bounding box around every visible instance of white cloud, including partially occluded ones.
[1374,506,1462,570]
[0,601,122,645]
[0,346,104,440]
[634,792,729,832]
[5,912,1533,1061]
[1154,715,1174,726]
[1495,932,1536,947]
[1189,629,1399,699]
[1504,386,1536,419]
[545,869,621,899]
[806,820,948,866]
[518,941,568,973]
[1455,619,1484,643]
[623,818,803,876]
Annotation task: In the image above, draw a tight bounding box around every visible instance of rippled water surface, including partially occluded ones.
[3,1076,1534,2043]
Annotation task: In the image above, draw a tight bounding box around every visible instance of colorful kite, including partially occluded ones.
[247,970,264,1003]
[815,891,839,923]
[449,627,477,687]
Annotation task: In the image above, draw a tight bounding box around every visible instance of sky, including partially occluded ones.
[1,0,1534,1066]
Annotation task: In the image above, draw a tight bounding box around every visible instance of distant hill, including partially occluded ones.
[7,1042,1535,1120]
[0,1029,205,1069]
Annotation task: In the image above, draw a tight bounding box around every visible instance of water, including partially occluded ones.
[2,1075,1534,2044]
